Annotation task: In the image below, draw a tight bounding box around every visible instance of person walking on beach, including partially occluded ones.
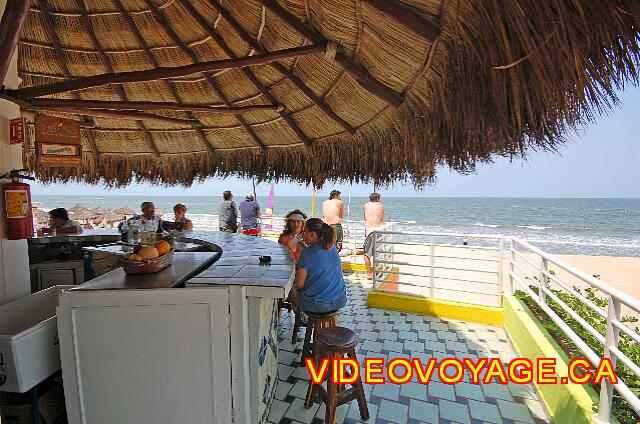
[239,193,261,236]
[363,193,384,279]
[218,191,238,233]
[322,190,344,252]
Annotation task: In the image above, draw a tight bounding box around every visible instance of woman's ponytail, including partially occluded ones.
[305,218,337,250]
[319,223,337,250]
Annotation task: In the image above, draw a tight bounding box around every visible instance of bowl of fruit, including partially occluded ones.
[122,240,174,274]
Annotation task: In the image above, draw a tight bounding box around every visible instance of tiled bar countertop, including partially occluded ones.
[58,231,295,297]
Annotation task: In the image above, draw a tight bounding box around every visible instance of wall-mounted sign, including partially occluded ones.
[34,114,82,167]
[9,118,25,144]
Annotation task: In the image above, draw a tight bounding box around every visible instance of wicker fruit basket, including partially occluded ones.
[122,250,174,275]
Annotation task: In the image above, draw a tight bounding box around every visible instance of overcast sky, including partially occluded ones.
[31,86,640,198]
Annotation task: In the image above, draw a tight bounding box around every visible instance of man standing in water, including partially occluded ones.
[322,190,344,251]
[363,193,384,279]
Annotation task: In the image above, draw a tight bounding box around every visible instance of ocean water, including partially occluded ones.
[32,195,640,257]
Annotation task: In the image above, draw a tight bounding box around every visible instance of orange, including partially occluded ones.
[138,245,159,260]
[154,240,171,255]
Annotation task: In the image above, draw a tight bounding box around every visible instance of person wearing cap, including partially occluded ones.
[278,209,308,316]
[278,209,308,262]
[239,192,261,236]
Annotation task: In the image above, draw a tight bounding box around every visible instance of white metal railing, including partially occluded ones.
[510,237,640,423]
[371,231,504,307]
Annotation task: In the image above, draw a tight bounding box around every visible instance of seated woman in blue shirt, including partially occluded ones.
[295,218,348,314]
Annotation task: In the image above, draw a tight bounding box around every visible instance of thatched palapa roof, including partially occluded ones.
[5,0,640,187]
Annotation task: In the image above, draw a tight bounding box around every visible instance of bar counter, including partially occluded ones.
[55,231,294,424]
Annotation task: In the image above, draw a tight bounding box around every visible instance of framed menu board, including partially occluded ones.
[35,114,82,167]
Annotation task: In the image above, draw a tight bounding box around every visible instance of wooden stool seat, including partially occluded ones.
[300,311,338,366]
[304,326,369,424]
[315,326,358,350]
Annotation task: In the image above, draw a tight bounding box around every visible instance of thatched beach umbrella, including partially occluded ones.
[69,204,91,215]
[32,208,50,225]
[94,211,124,226]
[5,1,639,187]
[70,209,97,221]
[115,207,136,216]
[92,207,108,215]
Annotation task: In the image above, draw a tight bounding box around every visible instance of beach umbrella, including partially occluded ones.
[70,209,97,221]
[94,211,123,225]
[69,204,91,215]
[154,208,165,217]
[32,208,50,224]
[92,207,108,215]
[115,207,136,215]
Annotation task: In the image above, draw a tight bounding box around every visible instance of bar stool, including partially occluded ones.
[300,311,338,366]
[290,306,308,344]
[304,326,369,424]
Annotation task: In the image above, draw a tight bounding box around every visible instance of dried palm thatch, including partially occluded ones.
[7,0,640,187]
[115,206,136,215]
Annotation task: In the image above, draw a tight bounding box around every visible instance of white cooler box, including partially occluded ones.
[0,285,72,393]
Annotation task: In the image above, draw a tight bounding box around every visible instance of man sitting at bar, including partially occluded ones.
[42,207,83,234]
[118,202,163,235]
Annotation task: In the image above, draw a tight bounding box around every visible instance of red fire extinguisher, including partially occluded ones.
[1,169,35,240]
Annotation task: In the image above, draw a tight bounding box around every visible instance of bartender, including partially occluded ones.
[42,208,83,235]
[118,202,163,236]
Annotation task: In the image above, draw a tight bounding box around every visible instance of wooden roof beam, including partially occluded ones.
[143,0,271,149]
[256,0,403,108]
[17,43,327,99]
[28,106,200,127]
[83,125,100,165]
[360,0,440,43]
[179,0,313,146]
[205,0,355,135]
[0,0,31,84]
[77,0,162,158]
[112,0,213,156]
[28,98,282,114]
[39,0,124,163]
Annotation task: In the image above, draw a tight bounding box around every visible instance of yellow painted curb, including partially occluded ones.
[503,294,599,424]
[367,290,503,326]
[342,262,366,272]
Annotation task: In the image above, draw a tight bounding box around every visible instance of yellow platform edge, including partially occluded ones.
[366,290,504,326]
[342,262,366,272]
[503,294,600,424]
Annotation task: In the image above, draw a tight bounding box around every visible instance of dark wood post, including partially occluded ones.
[0,0,31,85]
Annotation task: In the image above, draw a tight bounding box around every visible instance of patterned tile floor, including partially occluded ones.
[268,273,553,424]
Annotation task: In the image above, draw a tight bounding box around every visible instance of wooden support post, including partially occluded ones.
[18,44,327,99]
[0,0,31,84]
[256,0,404,108]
